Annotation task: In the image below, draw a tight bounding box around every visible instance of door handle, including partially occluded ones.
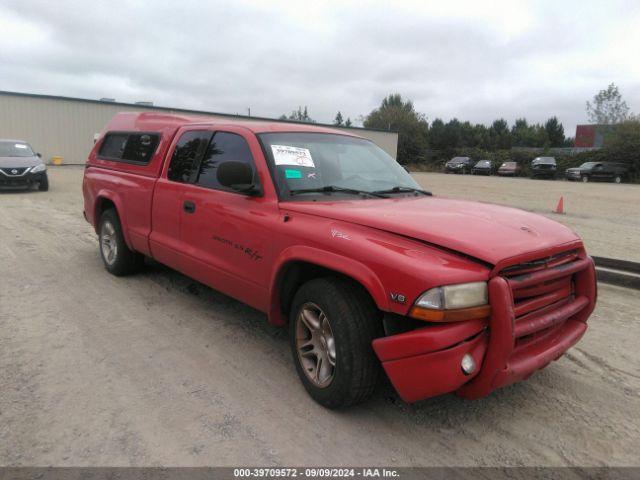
[183,200,196,214]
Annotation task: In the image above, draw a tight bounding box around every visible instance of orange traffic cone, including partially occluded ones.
[554,196,564,214]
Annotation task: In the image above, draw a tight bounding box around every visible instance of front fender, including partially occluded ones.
[268,245,389,326]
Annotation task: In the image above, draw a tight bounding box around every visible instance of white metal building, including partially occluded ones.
[0,91,398,164]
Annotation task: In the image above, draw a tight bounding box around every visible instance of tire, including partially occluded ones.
[582,176,589,183]
[98,209,144,276]
[38,173,49,191]
[614,175,622,184]
[289,277,383,409]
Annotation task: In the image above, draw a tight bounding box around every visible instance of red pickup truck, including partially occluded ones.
[83,112,597,408]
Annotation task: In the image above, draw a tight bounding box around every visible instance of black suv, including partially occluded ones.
[565,162,628,183]
[444,157,472,174]
[530,157,557,179]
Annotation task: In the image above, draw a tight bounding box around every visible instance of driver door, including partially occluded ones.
[178,127,278,311]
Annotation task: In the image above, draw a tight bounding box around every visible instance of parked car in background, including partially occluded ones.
[565,162,628,183]
[444,156,472,174]
[530,157,557,179]
[0,139,48,191]
[471,159,493,175]
[497,161,520,177]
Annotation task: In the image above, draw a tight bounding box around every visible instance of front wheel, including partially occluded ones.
[582,176,589,183]
[614,175,622,184]
[99,209,144,276]
[38,173,49,191]
[289,277,383,409]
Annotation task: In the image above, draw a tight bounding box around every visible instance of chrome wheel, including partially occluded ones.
[100,221,118,265]
[295,302,336,388]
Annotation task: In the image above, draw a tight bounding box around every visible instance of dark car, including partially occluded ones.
[0,139,48,191]
[497,161,521,177]
[444,156,472,174]
[565,162,628,183]
[471,159,493,175]
[530,156,557,179]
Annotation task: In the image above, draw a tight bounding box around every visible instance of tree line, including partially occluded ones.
[279,83,638,179]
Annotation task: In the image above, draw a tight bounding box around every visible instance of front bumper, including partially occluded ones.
[373,256,596,403]
[532,168,556,177]
[0,170,46,188]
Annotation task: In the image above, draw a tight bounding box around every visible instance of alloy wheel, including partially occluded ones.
[295,302,336,388]
[100,221,118,265]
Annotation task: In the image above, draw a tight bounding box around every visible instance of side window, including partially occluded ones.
[122,134,159,163]
[167,131,213,183]
[99,133,128,159]
[98,132,159,164]
[196,132,256,191]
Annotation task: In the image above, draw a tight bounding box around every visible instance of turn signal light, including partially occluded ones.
[409,304,491,323]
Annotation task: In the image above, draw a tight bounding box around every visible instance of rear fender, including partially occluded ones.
[94,190,134,250]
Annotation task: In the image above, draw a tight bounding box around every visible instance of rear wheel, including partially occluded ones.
[289,277,383,408]
[614,175,622,184]
[582,176,589,183]
[99,209,144,276]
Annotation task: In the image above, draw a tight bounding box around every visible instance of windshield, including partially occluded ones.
[533,157,555,165]
[0,141,35,157]
[448,157,469,164]
[501,162,516,167]
[259,132,421,200]
[579,162,598,169]
[476,160,490,166]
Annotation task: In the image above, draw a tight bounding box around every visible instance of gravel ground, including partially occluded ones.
[413,172,640,262]
[1,166,639,467]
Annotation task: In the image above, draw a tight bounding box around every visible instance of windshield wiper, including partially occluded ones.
[372,186,432,196]
[288,185,389,198]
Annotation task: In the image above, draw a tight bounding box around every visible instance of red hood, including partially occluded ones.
[283,196,581,265]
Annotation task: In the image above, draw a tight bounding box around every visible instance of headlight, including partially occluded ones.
[30,163,46,173]
[410,282,490,322]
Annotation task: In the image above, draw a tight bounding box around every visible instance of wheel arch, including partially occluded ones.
[268,246,388,326]
[94,192,133,249]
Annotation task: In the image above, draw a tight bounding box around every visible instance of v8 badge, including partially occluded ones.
[390,292,406,304]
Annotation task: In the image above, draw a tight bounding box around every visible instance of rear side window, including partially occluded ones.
[167,131,213,183]
[98,132,160,164]
[196,132,255,190]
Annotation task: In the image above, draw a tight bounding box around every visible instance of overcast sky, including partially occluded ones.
[1,0,638,136]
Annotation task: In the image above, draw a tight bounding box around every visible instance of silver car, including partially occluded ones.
[0,139,48,191]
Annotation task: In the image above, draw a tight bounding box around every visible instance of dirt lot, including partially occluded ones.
[1,166,639,467]
[414,172,640,262]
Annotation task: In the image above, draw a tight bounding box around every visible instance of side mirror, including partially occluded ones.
[36,153,42,158]
[217,161,259,195]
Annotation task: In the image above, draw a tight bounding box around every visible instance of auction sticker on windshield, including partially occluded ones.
[271,145,315,168]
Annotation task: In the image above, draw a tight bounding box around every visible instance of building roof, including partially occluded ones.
[0,90,394,134]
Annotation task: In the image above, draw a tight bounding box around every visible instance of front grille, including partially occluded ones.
[0,167,29,176]
[500,250,590,345]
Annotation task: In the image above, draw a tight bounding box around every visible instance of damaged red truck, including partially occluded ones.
[83,113,597,408]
